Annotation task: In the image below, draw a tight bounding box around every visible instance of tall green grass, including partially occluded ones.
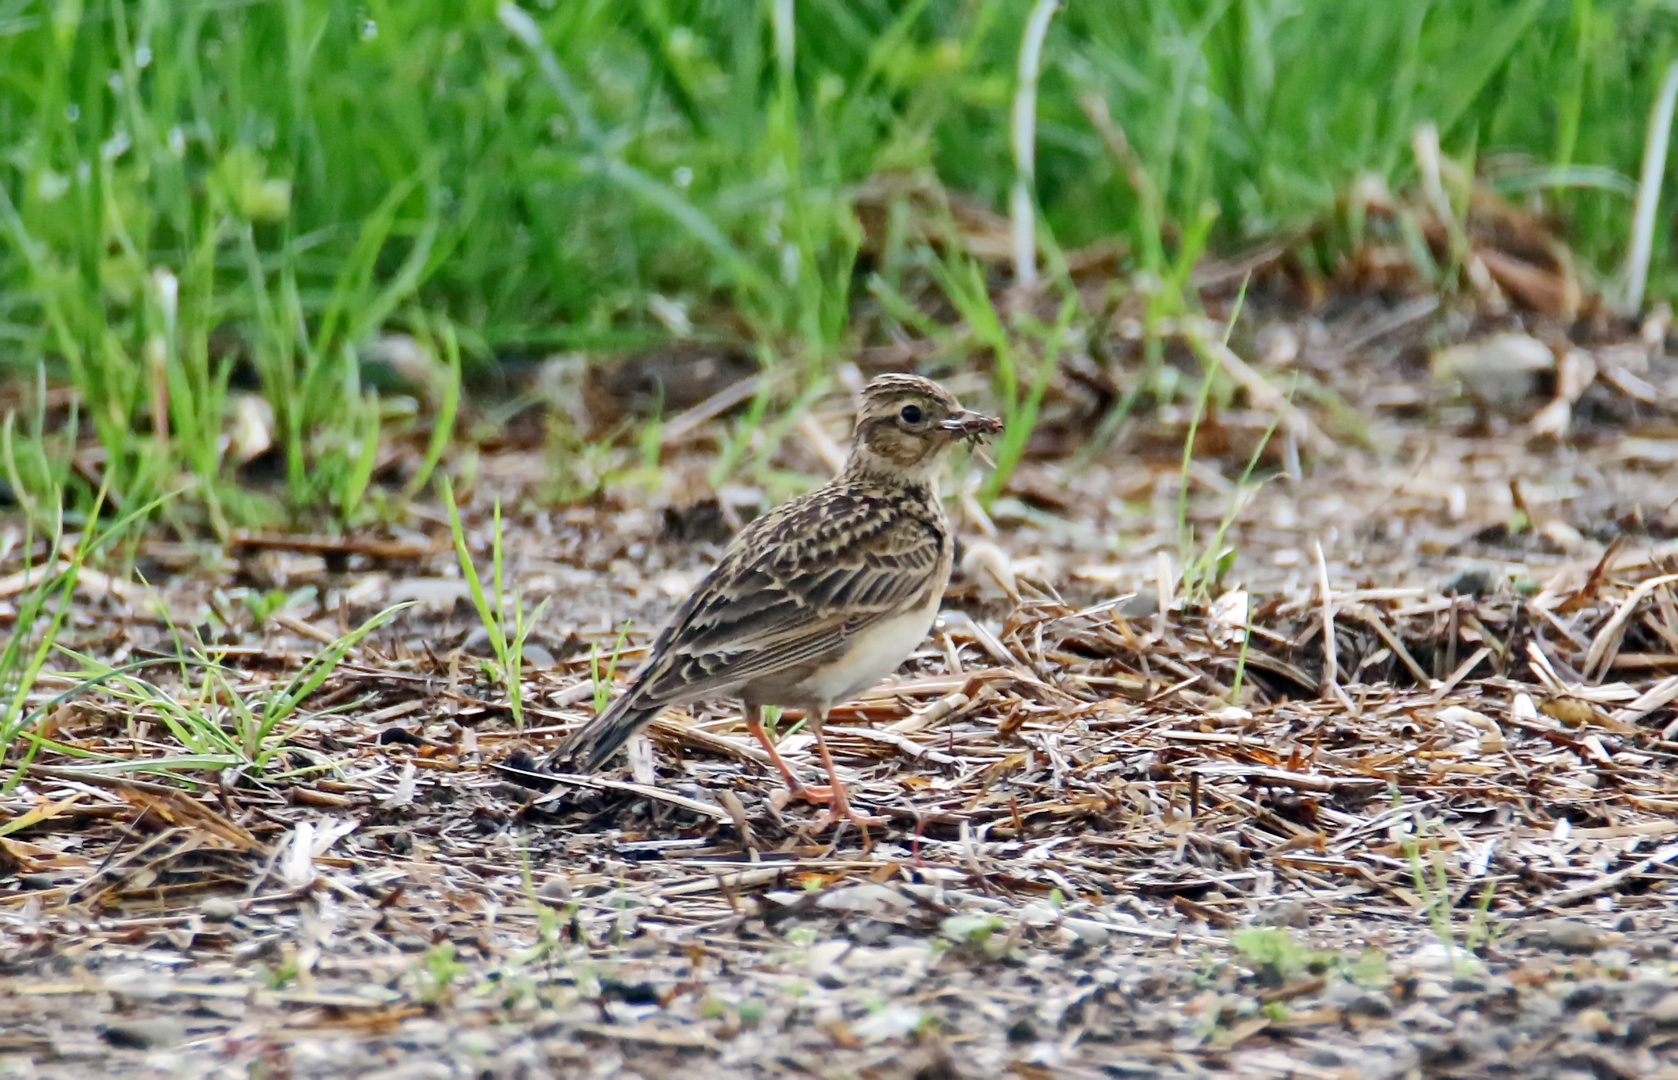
[0,1,1670,525]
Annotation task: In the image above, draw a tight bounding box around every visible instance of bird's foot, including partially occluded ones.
[812,804,888,831]
[767,785,885,828]
[768,783,834,811]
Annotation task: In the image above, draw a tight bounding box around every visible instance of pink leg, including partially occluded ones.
[744,704,811,796]
[810,713,885,831]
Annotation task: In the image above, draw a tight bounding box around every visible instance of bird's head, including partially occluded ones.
[845,373,1002,482]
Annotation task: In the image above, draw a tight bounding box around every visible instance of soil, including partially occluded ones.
[7,291,1678,1079]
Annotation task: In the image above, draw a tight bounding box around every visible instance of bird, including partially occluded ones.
[544,372,1002,829]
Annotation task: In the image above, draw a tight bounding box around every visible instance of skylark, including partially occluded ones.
[545,373,1001,828]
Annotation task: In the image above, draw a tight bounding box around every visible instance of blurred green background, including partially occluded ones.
[0,0,1668,526]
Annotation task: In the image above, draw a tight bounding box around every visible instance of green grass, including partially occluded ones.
[1,1,1672,525]
[5,591,404,788]
[589,624,631,717]
[0,432,409,785]
[442,477,547,729]
[3,601,410,782]
[1405,818,1502,975]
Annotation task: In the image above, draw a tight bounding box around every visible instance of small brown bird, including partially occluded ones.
[546,373,1001,828]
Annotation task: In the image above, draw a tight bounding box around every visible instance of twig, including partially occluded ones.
[1530,841,1678,910]
[1190,764,1386,794]
[1314,541,1350,710]
[1188,328,1333,456]
[228,532,440,560]
[1583,572,1678,681]
[823,726,958,765]
[1351,604,1430,685]
[658,374,768,446]
[527,771,731,822]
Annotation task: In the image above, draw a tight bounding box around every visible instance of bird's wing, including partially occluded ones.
[627,486,947,706]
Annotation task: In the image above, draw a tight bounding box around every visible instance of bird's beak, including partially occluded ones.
[939,409,1004,440]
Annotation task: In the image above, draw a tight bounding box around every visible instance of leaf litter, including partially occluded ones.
[8,208,1678,1076]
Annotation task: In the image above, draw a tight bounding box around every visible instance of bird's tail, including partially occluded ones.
[543,693,665,773]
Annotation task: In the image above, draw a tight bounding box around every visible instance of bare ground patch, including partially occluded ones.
[9,300,1678,1077]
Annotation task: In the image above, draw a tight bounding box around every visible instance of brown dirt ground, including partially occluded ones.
[7,293,1678,1079]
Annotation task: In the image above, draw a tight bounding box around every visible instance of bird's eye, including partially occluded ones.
[899,404,923,425]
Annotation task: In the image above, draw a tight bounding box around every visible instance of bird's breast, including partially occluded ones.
[797,587,944,708]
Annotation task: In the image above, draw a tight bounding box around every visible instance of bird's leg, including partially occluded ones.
[746,705,882,826]
[810,709,886,830]
[744,703,811,796]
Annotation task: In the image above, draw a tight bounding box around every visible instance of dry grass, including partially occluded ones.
[6,424,1678,1076]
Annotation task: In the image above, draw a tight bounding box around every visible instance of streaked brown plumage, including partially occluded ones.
[545,373,1001,828]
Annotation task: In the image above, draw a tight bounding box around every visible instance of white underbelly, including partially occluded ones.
[803,601,940,707]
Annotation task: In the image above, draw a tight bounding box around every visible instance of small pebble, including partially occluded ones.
[1415,978,1452,1001]
[1062,918,1110,948]
[200,897,240,923]
[1483,976,1516,997]
[1573,1007,1614,1034]
[1347,992,1394,1019]
[1622,978,1675,1011]
[521,642,557,669]
[1523,918,1615,954]
[1257,901,1310,928]
[816,883,912,915]
[1650,991,1678,1029]
[102,1019,184,1050]
[1118,589,1158,618]
[1326,980,1394,1018]
[386,577,473,610]
[1562,982,1607,1010]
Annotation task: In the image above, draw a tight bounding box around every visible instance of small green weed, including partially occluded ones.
[589,626,631,716]
[242,588,299,626]
[14,601,410,782]
[1230,926,1323,987]
[1404,812,1501,974]
[401,318,465,503]
[417,943,471,1005]
[708,372,775,491]
[927,254,1074,508]
[1348,946,1390,989]
[939,911,1007,955]
[1230,929,1392,1015]
[441,478,548,730]
[1174,280,1282,609]
[255,953,300,992]
[0,436,172,783]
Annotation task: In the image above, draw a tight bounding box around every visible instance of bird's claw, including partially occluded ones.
[769,783,834,811]
[813,805,888,830]
[767,784,884,829]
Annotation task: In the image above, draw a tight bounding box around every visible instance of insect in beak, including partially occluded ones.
[938,410,1004,445]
